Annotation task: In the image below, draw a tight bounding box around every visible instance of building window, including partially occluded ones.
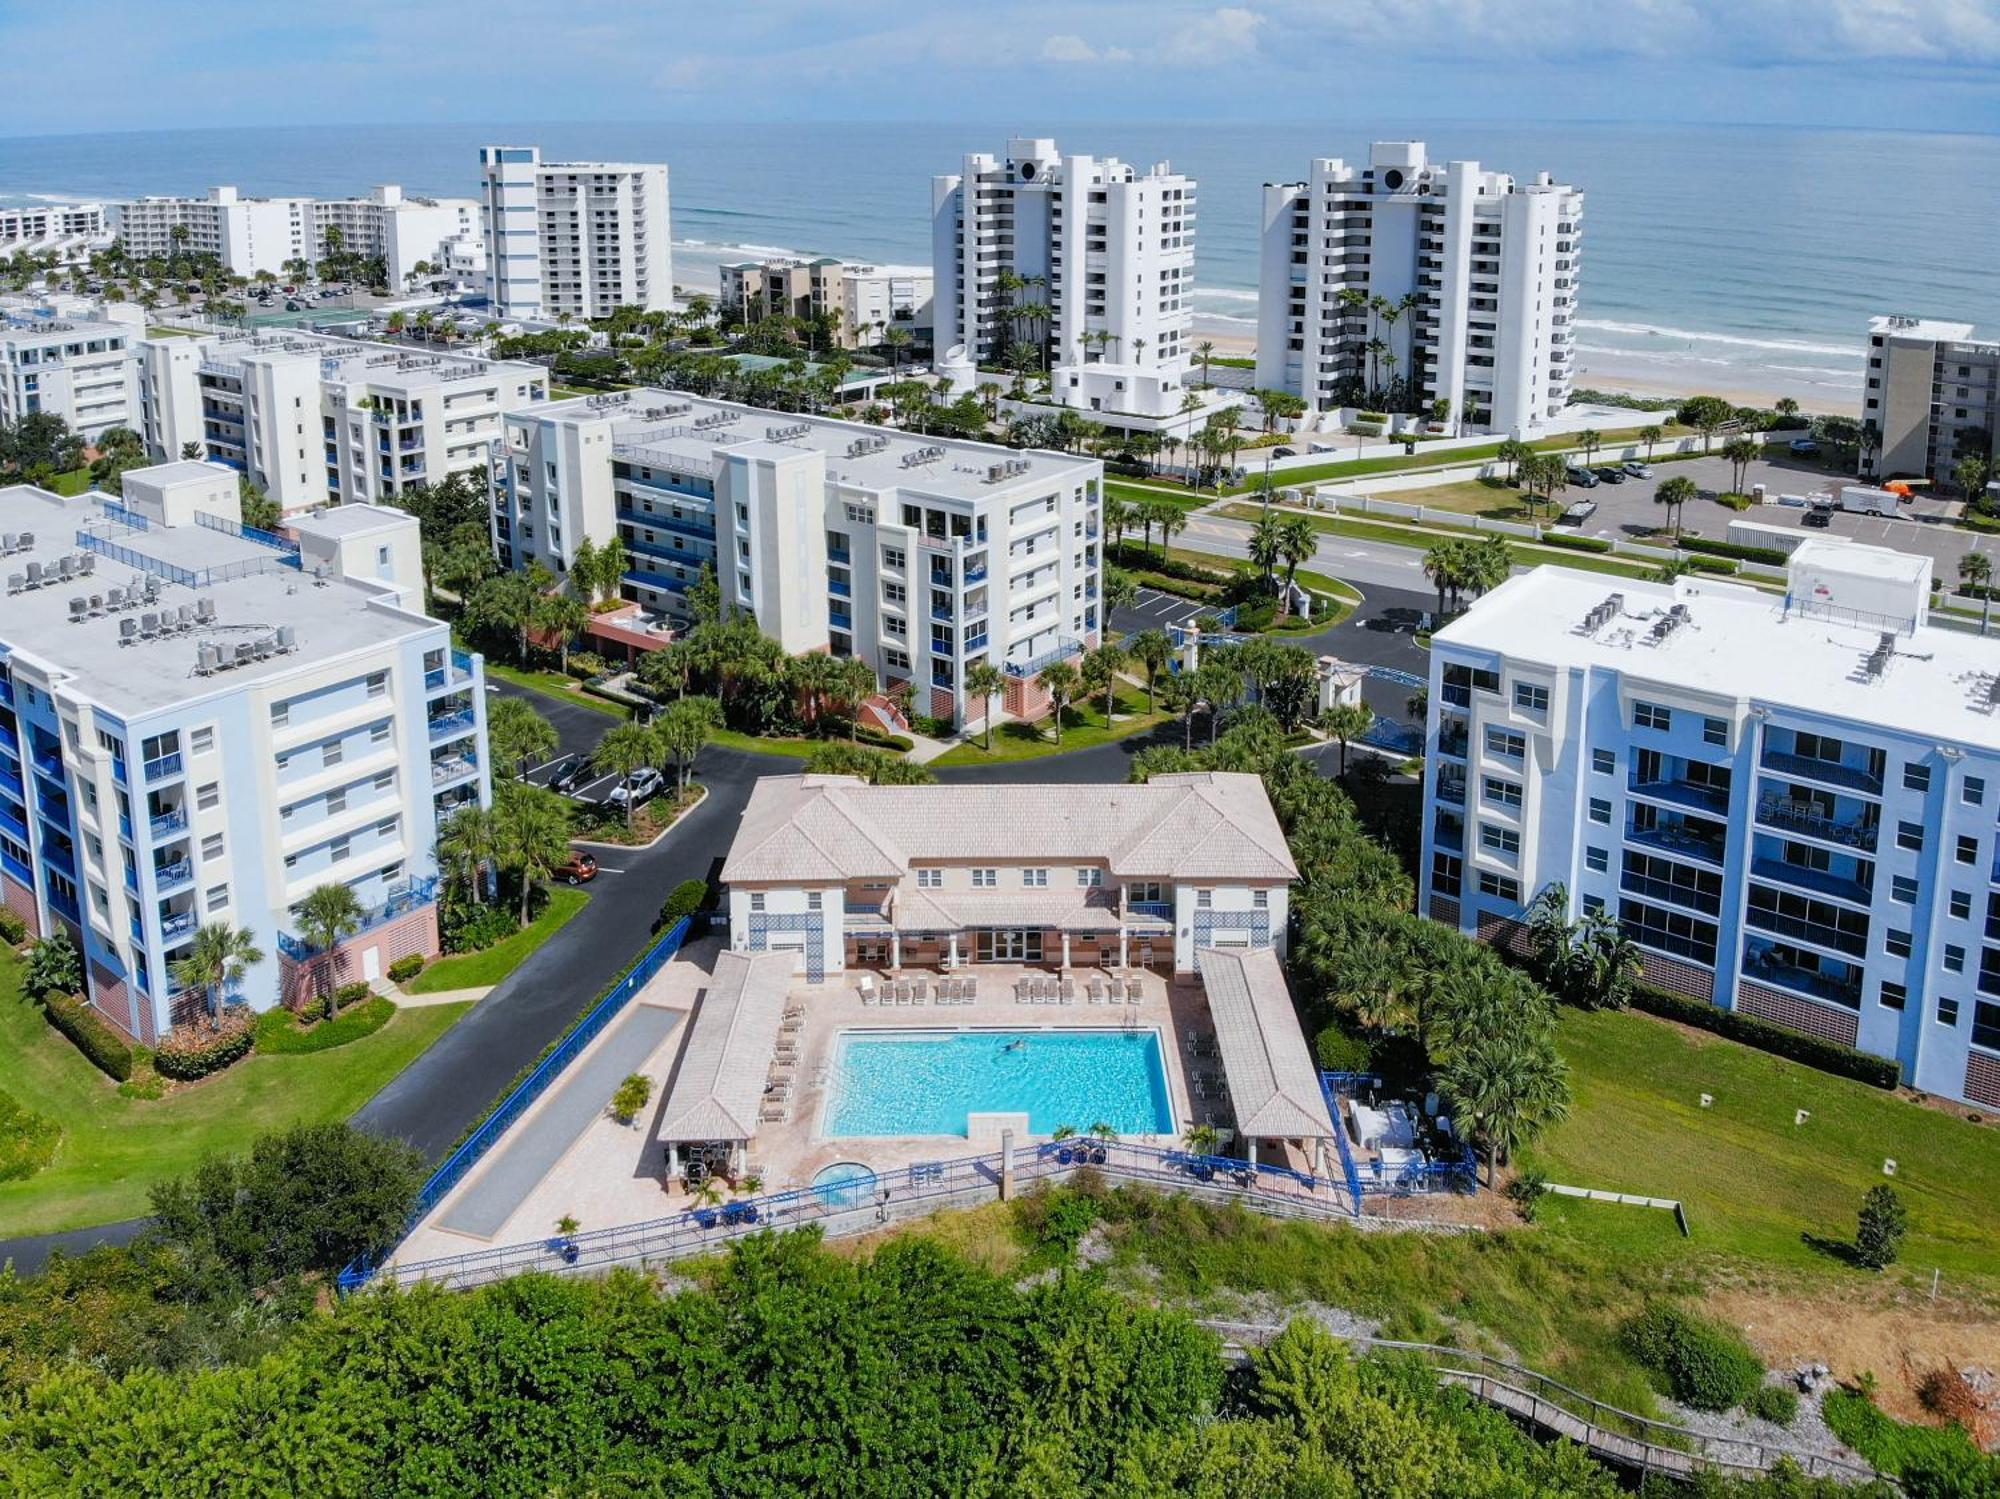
[1484,777,1523,809]
[1951,890,1972,920]
[1963,775,1985,806]
[973,868,996,888]
[1023,868,1048,888]
[882,546,905,570]
[205,884,228,913]
[1891,876,1919,903]
[1880,980,1906,1011]
[916,868,942,889]
[196,781,220,811]
[1431,852,1462,897]
[1886,929,1912,958]
[201,833,224,860]
[1703,717,1727,747]
[1974,999,2000,1052]
[1253,889,1269,909]
[1585,846,1609,873]
[323,742,344,768]
[190,726,214,755]
[1634,702,1671,731]
[371,722,391,744]
[1196,889,1213,908]
[1945,943,1965,974]
[367,672,388,698]
[271,703,289,728]
[806,892,821,911]
[1904,763,1931,793]
[1581,894,1604,915]
[1476,871,1520,902]
[1514,682,1548,713]
[330,835,350,863]
[1592,748,1615,775]
[1897,821,1924,852]
[1077,868,1103,887]
[1588,797,1611,825]
[1480,824,1521,856]
[1485,727,1526,760]
[750,893,765,912]
[1957,835,1979,865]
[1937,995,1960,1027]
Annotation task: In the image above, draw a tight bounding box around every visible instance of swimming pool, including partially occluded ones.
[823,1028,1175,1138]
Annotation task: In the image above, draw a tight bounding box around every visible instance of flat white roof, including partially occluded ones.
[1435,563,2000,753]
[292,503,413,540]
[190,328,538,390]
[1869,314,1977,343]
[0,315,128,345]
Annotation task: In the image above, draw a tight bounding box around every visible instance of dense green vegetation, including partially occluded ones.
[1822,1388,2000,1493]
[407,886,588,994]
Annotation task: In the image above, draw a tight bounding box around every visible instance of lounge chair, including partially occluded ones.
[912,978,929,1002]
[856,977,876,1003]
[1126,980,1143,1002]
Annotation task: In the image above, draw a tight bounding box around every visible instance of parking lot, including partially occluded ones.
[1557,452,1991,577]
[1109,585,1213,637]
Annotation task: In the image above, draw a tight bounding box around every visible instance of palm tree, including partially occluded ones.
[1439,1029,1571,1186]
[1195,339,1217,388]
[1161,672,1200,750]
[1721,435,1759,496]
[1037,660,1081,746]
[486,695,557,778]
[533,584,589,669]
[1129,629,1173,711]
[1182,1122,1220,1156]
[1081,642,1125,725]
[1322,701,1374,778]
[964,660,1006,750]
[1495,438,1532,486]
[497,784,574,927]
[436,803,502,906]
[1958,550,1993,636]
[592,722,656,829]
[1157,505,1188,558]
[1276,515,1318,614]
[1655,474,1697,537]
[1575,429,1603,468]
[1248,513,1285,596]
[168,922,264,1029]
[1087,1120,1118,1145]
[651,697,712,794]
[1638,424,1664,460]
[1423,540,1463,620]
[291,882,365,1008]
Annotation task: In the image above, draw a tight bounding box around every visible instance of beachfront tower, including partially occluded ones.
[478,145,672,321]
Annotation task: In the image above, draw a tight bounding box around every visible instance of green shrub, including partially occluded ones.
[1622,1304,1764,1412]
[253,997,395,1055]
[1505,1171,1550,1222]
[387,954,426,984]
[1313,1023,1371,1073]
[334,981,373,1012]
[1539,532,1613,554]
[1823,1387,2000,1488]
[1746,1384,1799,1426]
[658,879,710,933]
[1685,554,1739,574]
[42,991,134,1081]
[441,900,517,955]
[0,908,26,946]
[1356,410,1389,423]
[609,1072,654,1124]
[1855,1184,1907,1269]
[1677,535,1788,566]
[908,715,953,738]
[1714,491,1756,511]
[23,929,82,1000]
[154,1014,255,1080]
[566,650,608,681]
[1107,541,1232,588]
[1630,982,1901,1088]
[852,725,915,753]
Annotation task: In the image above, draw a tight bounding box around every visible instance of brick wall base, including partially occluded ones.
[1428,895,1460,929]
[929,685,955,722]
[86,960,145,1044]
[1637,950,1717,1003]
[1964,1051,2000,1109]
[279,903,439,1010]
[2,873,40,940]
[1474,911,1533,960]
[1735,980,1860,1047]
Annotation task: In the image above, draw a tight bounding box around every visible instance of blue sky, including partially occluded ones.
[0,0,1994,137]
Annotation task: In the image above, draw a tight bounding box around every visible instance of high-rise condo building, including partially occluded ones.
[1256,141,1584,434]
[1419,543,2000,1110]
[478,146,673,321]
[136,328,549,514]
[0,462,489,1043]
[0,201,114,265]
[0,308,142,442]
[493,388,1102,728]
[1862,315,1999,490]
[109,185,482,282]
[932,138,1216,426]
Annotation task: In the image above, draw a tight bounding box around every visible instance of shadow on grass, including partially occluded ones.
[1800,1230,1866,1268]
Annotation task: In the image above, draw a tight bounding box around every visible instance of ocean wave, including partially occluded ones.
[676,237,818,260]
[1191,311,1258,329]
[1193,285,1259,304]
[1575,318,1857,360]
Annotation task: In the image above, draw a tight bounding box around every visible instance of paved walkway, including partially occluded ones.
[437,1002,684,1240]
[394,984,493,1009]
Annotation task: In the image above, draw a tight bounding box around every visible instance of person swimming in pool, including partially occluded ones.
[1003,1038,1028,1053]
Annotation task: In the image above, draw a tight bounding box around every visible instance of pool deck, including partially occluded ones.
[393,947,1232,1263]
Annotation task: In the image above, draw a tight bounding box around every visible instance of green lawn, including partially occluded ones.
[932,684,1168,767]
[144,325,202,339]
[45,467,93,497]
[480,659,630,718]
[1212,424,1689,496]
[406,887,589,993]
[1105,480,1209,517]
[0,954,470,1234]
[1520,1007,2000,1282]
[1215,502,1664,583]
[705,727,833,759]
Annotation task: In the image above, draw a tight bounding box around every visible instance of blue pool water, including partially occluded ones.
[823,1029,1174,1138]
[812,1161,878,1208]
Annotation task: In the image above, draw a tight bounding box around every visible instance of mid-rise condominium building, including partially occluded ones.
[1862,315,1999,488]
[931,138,1208,423]
[0,201,114,264]
[0,462,489,1043]
[1256,141,1584,434]
[478,145,672,321]
[1420,542,2000,1109]
[110,186,483,282]
[0,309,142,441]
[717,256,934,349]
[137,328,549,514]
[493,388,1102,726]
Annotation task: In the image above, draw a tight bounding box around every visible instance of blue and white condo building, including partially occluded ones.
[0,461,488,1042]
[1422,540,2000,1109]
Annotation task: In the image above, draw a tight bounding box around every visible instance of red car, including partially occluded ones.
[557,850,598,885]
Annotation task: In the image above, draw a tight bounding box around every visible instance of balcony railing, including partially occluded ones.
[1627,823,1726,866]
[1743,903,1868,959]
[1436,777,1465,805]
[1005,638,1084,680]
[31,747,62,781]
[1749,856,1871,907]
[1760,749,1883,798]
[277,876,440,961]
[1127,900,1172,919]
[1619,870,1720,917]
[428,709,477,742]
[153,858,194,893]
[144,751,184,783]
[150,807,188,839]
[159,908,197,941]
[828,579,851,599]
[1629,776,1730,816]
[1437,732,1468,760]
[1741,948,1862,1010]
[1755,796,1877,852]
[966,631,988,653]
[430,754,479,787]
[827,546,851,564]
[964,562,988,583]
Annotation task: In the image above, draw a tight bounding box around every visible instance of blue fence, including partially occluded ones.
[75,529,297,588]
[339,915,696,1291]
[1321,1070,1479,1197]
[194,508,302,558]
[1320,1072,1369,1211]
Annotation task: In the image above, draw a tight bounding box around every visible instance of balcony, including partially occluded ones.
[0,676,11,705]
[1619,869,1720,917]
[1628,776,1730,817]
[144,752,183,783]
[0,765,21,800]
[276,876,439,961]
[1435,776,1465,806]
[1741,944,1862,1010]
[1743,901,1868,959]
[428,708,477,742]
[0,802,26,843]
[625,566,690,595]
[828,579,852,599]
[1627,822,1726,866]
[1128,900,1172,919]
[30,746,63,782]
[48,887,80,924]
[1749,856,1871,907]
[0,847,28,883]
[829,609,854,633]
[1755,795,1878,853]
[930,603,953,622]
[424,649,477,694]
[1437,730,1468,760]
[160,909,197,941]
[827,546,851,564]
[150,807,188,839]
[153,858,194,894]
[1761,749,1883,798]
[1432,815,1465,852]
[430,753,479,787]
[965,562,988,584]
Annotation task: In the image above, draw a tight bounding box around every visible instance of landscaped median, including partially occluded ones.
[405,886,589,994]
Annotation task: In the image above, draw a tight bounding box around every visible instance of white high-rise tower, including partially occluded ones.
[478,145,672,321]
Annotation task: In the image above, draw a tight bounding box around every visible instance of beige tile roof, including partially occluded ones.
[721,772,1298,885]
[1195,947,1335,1141]
[653,950,796,1144]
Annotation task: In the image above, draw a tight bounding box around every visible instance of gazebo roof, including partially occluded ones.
[1195,947,1335,1141]
[654,950,796,1144]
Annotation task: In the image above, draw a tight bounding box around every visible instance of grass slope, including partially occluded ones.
[407,887,589,993]
[479,659,629,718]
[1521,1007,2000,1281]
[0,954,469,1235]
[932,684,1168,767]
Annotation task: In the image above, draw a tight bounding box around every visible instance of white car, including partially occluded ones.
[607,767,663,808]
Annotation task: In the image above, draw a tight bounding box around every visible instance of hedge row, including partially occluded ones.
[1538,532,1613,555]
[853,724,915,753]
[43,992,134,1082]
[387,954,426,984]
[1685,555,1739,575]
[154,1014,255,1081]
[1677,535,1789,567]
[1632,982,1901,1089]
[1108,541,1234,586]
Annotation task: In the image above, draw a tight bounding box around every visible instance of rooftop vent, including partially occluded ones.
[1576,592,1625,635]
[764,423,811,441]
[1864,632,1896,679]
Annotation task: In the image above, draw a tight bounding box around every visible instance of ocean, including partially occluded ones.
[2,121,1995,407]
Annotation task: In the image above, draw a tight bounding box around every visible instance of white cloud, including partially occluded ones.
[1041,33,1134,63]
[1155,6,1265,64]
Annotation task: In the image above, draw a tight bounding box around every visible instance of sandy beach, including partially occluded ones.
[1186,315,1861,419]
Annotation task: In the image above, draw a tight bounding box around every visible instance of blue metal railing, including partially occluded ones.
[153,857,193,892]
[1320,1072,1370,1211]
[0,849,28,885]
[194,508,301,559]
[1004,637,1083,679]
[427,709,476,741]
[340,915,697,1291]
[96,500,150,531]
[276,876,441,961]
[161,910,196,940]
[76,530,292,588]
[1128,900,1171,918]
[144,752,183,782]
[150,807,188,838]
